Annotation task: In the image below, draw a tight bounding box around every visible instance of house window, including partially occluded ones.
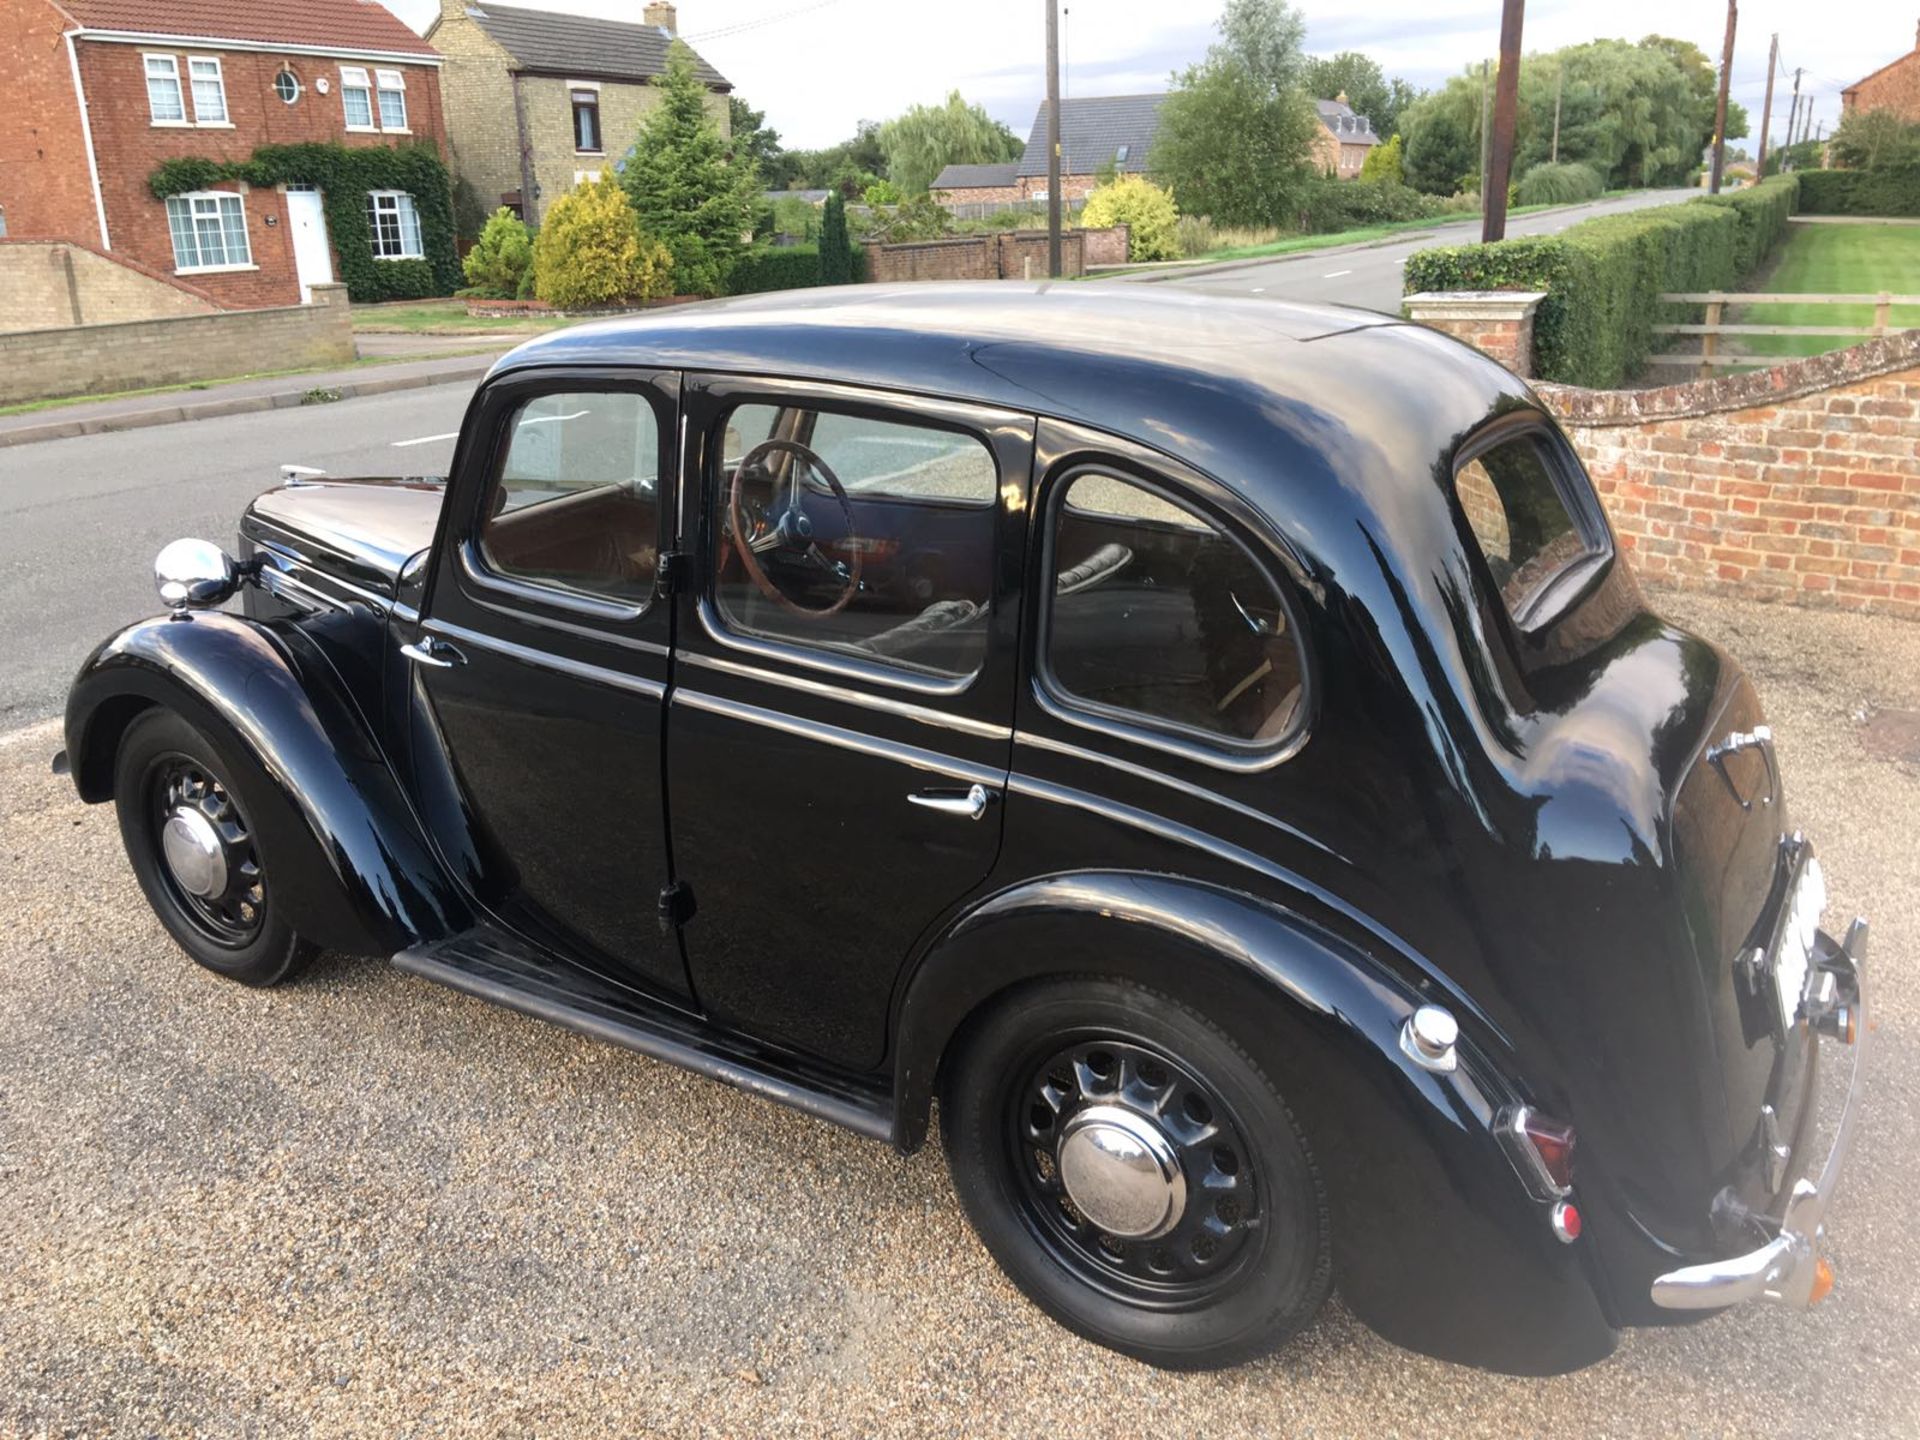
[1115,144,1130,165]
[340,66,374,128]
[145,55,185,123]
[375,69,408,131]
[573,89,602,152]
[164,192,251,272]
[367,191,424,260]
[274,68,301,104]
[189,57,228,124]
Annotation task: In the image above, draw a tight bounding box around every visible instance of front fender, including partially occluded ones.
[892,871,1618,1374]
[65,611,469,956]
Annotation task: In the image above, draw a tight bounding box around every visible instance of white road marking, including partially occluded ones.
[1251,286,1265,293]
[391,432,460,448]
[1323,269,1352,278]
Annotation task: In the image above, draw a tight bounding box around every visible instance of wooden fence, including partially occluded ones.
[1653,290,1920,375]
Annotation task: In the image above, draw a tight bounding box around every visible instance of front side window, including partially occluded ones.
[712,401,998,680]
[573,90,602,152]
[1044,470,1305,749]
[375,69,408,130]
[145,55,184,122]
[1452,429,1605,625]
[165,192,250,271]
[366,191,424,259]
[478,391,662,604]
[188,57,227,123]
[340,66,374,128]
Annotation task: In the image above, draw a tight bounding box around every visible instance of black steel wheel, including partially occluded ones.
[942,976,1330,1370]
[113,708,317,987]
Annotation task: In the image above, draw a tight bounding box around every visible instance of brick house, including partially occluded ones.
[427,0,730,227]
[934,94,1164,209]
[1842,21,1920,121]
[0,0,449,309]
[1311,95,1380,179]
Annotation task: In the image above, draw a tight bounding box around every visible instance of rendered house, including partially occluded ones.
[934,94,1165,209]
[0,0,450,308]
[427,0,731,226]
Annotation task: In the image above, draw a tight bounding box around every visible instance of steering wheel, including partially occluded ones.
[728,437,864,619]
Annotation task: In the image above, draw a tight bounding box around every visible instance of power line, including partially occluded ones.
[682,0,848,44]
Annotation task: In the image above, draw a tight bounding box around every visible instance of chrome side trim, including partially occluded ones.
[1651,917,1869,1310]
[424,619,666,699]
[465,585,669,656]
[1030,681,1307,775]
[457,541,652,625]
[677,649,1010,740]
[676,689,1003,786]
[254,553,394,617]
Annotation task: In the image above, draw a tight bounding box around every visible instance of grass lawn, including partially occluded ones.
[1732,223,1920,359]
[351,300,571,335]
[0,352,496,420]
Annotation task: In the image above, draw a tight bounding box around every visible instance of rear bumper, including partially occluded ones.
[1650,917,1868,1310]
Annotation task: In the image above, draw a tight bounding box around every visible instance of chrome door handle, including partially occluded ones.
[400,636,464,669]
[908,782,993,820]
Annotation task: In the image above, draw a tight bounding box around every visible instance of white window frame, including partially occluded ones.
[570,81,603,154]
[374,68,409,132]
[340,65,376,130]
[188,55,231,126]
[366,190,425,260]
[144,53,187,125]
[164,190,255,274]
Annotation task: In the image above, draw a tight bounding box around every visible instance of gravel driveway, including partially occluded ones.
[3,588,1916,1438]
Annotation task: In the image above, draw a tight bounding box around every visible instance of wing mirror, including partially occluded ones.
[155,538,241,616]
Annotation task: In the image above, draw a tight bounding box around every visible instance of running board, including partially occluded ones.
[393,926,895,1144]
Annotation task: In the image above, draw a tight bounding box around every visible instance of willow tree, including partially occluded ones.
[876,92,1022,198]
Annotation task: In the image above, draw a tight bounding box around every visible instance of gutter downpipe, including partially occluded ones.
[64,30,112,250]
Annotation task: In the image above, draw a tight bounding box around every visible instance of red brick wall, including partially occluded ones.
[73,41,446,308]
[862,231,1088,283]
[0,0,102,244]
[1843,48,1920,119]
[1538,336,1920,620]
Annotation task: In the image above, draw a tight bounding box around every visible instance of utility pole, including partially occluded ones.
[1478,59,1492,229]
[1755,34,1778,176]
[1787,67,1803,156]
[1550,63,1564,165]
[1483,0,1525,242]
[1708,0,1737,194]
[1046,0,1061,279]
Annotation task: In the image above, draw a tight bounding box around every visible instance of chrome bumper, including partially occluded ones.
[1651,917,1869,1310]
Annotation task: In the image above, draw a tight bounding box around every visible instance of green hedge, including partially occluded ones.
[150,143,461,303]
[726,243,843,294]
[1798,169,1920,217]
[1404,175,1799,386]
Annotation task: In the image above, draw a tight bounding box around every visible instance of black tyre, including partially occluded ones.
[113,708,317,987]
[941,976,1331,1370]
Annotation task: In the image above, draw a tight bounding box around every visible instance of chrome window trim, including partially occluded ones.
[424,618,666,698]
[678,649,1009,739]
[458,539,650,626]
[694,597,978,698]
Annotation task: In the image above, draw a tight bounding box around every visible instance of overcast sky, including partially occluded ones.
[387,0,1913,150]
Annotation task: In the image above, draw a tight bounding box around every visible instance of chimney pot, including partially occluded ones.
[645,1,678,35]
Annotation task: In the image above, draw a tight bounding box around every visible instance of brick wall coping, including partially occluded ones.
[1536,329,1920,426]
[0,237,226,310]
[1402,290,1548,321]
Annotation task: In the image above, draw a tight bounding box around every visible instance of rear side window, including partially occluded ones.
[1044,469,1305,750]
[1453,430,1603,625]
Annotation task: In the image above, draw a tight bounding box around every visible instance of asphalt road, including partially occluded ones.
[2,586,1915,1436]
[1145,187,1699,311]
[0,385,470,729]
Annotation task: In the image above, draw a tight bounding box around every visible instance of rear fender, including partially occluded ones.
[892,871,1618,1374]
[65,611,469,955]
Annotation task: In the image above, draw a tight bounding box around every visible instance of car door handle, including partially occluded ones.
[400,636,465,669]
[908,782,994,820]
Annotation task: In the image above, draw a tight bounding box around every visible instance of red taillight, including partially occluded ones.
[1500,1105,1576,1200]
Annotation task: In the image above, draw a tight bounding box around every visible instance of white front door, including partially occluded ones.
[286,188,333,303]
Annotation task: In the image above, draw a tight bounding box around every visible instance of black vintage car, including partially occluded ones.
[61,285,1867,1375]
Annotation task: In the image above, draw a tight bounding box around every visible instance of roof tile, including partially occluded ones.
[1017,94,1165,179]
[462,2,728,88]
[60,0,438,55]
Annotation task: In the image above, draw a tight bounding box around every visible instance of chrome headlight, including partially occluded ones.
[155,538,239,614]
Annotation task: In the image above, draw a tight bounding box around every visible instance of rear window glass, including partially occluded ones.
[1453,432,1601,624]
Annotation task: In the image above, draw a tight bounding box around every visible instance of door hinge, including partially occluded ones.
[658,879,697,930]
[657,551,690,597]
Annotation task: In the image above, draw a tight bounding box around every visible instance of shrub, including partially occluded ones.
[819,192,855,284]
[1404,175,1798,387]
[1798,169,1920,217]
[1515,162,1604,208]
[1292,177,1440,233]
[531,176,673,308]
[728,244,824,294]
[1081,174,1182,261]
[1359,134,1404,186]
[461,207,534,299]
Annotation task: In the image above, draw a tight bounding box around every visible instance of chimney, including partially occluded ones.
[645,1,678,34]
[1335,89,1349,105]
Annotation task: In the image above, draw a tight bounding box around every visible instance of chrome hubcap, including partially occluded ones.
[1057,1104,1186,1239]
[161,806,227,898]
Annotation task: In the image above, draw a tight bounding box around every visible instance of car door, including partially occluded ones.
[405,366,691,1002]
[666,375,1033,1069]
